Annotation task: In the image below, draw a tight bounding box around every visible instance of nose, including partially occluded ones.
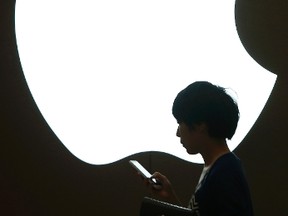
[176,126,180,137]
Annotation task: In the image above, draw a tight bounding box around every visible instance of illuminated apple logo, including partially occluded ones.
[15,0,276,164]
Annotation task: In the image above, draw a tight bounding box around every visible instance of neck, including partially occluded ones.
[201,138,230,167]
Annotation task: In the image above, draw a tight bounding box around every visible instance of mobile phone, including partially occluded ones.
[129,160,152,179]
[129,160,162,187]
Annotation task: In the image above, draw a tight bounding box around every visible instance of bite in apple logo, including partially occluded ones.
[15,0,276,164]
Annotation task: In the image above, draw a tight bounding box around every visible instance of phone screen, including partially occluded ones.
[129,160,152,179]
[129,160,162,186]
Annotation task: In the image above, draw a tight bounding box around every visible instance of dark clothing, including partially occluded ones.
[188,153,253,216]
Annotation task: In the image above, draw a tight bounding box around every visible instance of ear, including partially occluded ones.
[194,122,208,133]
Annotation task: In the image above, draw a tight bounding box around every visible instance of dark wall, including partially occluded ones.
[0,0,287,215]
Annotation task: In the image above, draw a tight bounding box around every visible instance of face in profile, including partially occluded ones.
[176,122,206,155]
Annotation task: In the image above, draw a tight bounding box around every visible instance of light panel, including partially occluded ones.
[15,0,276,164]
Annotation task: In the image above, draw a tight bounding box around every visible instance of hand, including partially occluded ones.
[145,172,181,205]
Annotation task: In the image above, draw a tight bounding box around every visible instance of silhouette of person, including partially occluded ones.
[143,81,253,216]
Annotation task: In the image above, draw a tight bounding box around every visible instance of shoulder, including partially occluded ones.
[206,152,247,188]
[210,152,242,174]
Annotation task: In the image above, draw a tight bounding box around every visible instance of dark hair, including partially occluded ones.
[172,81,239,140]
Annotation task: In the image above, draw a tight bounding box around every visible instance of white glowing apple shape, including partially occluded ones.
[15,0,276,164]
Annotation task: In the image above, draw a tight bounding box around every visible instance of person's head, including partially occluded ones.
[172,81,239,141]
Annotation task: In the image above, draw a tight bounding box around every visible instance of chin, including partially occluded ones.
[186,149,198,155]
